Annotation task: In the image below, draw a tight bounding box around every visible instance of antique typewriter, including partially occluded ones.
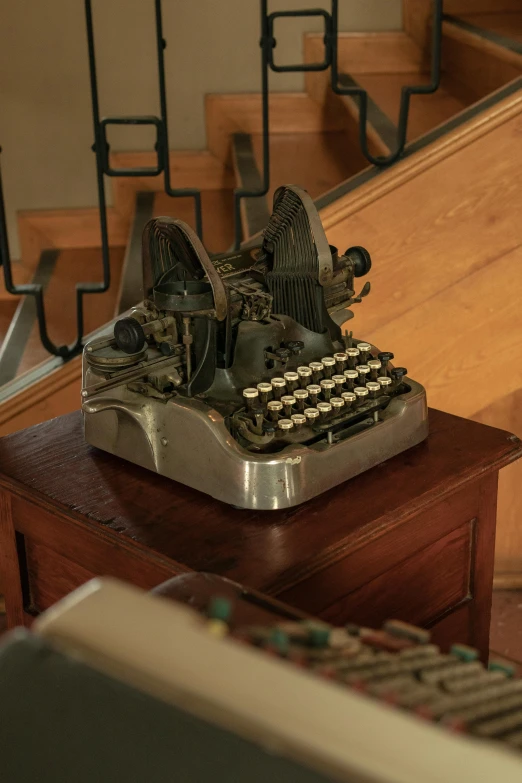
[82,185,428,509]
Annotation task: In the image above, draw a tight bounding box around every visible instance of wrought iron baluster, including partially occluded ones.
[330,0,442,165]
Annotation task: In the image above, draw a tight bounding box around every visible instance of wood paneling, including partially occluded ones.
[320,522,473,628]
[320,90,522,575]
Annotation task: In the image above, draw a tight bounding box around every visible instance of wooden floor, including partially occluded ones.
[458,12,522,43]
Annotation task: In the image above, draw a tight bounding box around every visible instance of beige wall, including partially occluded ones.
[0,0,401,257]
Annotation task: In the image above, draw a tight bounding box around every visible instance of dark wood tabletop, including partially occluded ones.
[0,408,520,596]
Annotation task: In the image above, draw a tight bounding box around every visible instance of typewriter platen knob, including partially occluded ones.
[114,317,146,355]
[344,246,372,277]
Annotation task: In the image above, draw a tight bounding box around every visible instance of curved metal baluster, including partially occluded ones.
[330,0,443,166]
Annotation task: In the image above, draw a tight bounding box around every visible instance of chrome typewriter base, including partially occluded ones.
[83,381,428,510]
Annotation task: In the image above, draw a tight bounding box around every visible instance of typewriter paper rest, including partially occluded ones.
[82,185,428,509]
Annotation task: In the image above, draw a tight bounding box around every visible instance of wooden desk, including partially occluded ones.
[0,409,520,658]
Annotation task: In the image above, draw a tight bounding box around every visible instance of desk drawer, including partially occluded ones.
[318,521,473,628]
[12,496,187,615]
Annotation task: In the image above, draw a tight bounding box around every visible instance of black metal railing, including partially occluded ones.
[0,0,442,365]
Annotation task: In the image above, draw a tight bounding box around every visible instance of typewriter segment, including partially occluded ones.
[82,185,428,509]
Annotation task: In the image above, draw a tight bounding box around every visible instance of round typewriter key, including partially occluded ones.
[354,386,369,406]
[357,342,372,362]
[284,371,299,392]
[306,384,321,405]
[291,413,307,429]
[304,407,320,422]
[343,369,358,390]
[357,365,371,385]
[346,347,360,368]
[366,381,381,399]
[377,376,392,392]
[320,378,335,401]
[378,351,394,376]
[330,397,345,413]
[257,382,272,404]
[242,387,259,409]
[341,391,356,409]
[297,366,312,388]
[278,418,294,432]
[271,377,286,399]
[334,352,348,372]
[321,357,336,378]
[267,400,283,421]
[332,375,346,395]
[281,395,296,416]
[293,388,308,410]
[317,401,332,419]
[367,358,382,379]
[309,361,324,382]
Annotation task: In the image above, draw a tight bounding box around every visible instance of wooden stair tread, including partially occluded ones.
[16,247,125,378]
[250,131,360,207]
[354,73,469,142]
[152,190,234,255]
[456,12,522,43]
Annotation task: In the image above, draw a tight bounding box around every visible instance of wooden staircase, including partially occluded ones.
[1,0,522,576]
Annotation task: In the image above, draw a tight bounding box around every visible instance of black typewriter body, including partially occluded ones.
[82,185,428,509]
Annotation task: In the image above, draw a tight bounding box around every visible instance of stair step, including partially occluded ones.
[249,131,360,209]
[352,73,468,142]
[152,190,234,255]
[448,11,522,48]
